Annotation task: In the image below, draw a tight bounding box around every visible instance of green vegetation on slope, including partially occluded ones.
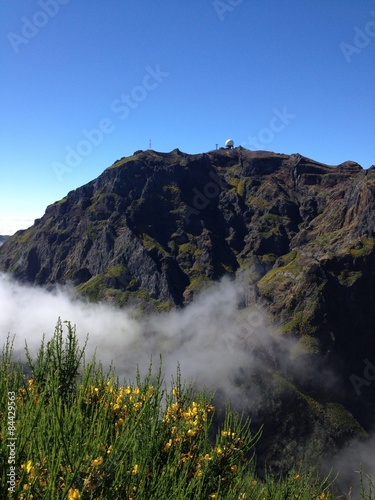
[1,321,374,499]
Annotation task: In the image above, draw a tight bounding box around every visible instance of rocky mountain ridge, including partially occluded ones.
[1,147,374,377]
[1,147,375,474]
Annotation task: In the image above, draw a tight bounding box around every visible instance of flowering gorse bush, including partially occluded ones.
[0,320,371,499]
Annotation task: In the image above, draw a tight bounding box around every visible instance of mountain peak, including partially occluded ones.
[1,147,375,472]
[0,147,369,298]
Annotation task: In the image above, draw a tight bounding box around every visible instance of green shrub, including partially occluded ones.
[0,321,371,499]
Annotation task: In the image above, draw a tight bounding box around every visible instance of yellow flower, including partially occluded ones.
[171,402,179,412]
[209,494,217,499]
[294,474,300,480]
[179,453,192,464]
[22,460,36,477]
[131,464,139,476]
[187,429,196,437]
[68,488,80,500]
[230,465,238,473]
[147,385,154,398]
[163,439,173,452]
[107,445,113,454]
[319,494,326,500]
[91,456,104,467]
[216,447,223,456]
[191,402,198,415]
[125,386,132,395]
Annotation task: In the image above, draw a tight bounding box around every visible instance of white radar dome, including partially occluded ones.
[225,139,234,148]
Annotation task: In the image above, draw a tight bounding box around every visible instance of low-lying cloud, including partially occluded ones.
[1,271,375,494]
[0,272,271,395]
[328,435,375,498]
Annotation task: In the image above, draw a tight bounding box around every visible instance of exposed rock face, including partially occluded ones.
[1,147,375,471]
[0,236,9,247]
[1,148,374,359]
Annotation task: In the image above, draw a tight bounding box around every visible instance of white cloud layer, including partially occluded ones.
[0,271,374,492]
[0,219,34,236]
[0,272,268,391]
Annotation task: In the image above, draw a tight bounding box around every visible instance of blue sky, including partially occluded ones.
[1,0,374,235]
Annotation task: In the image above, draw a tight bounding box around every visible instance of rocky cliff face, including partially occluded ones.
[0,236,9,247]
[1,147,375,472]
[1,147,375,371]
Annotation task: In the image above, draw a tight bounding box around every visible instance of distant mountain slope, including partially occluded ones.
[1,147,375,473]
[0,235,9,247]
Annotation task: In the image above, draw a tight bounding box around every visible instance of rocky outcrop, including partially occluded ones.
[0,235,9,247]
[1,147,374,336]
[1,147,375,470]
